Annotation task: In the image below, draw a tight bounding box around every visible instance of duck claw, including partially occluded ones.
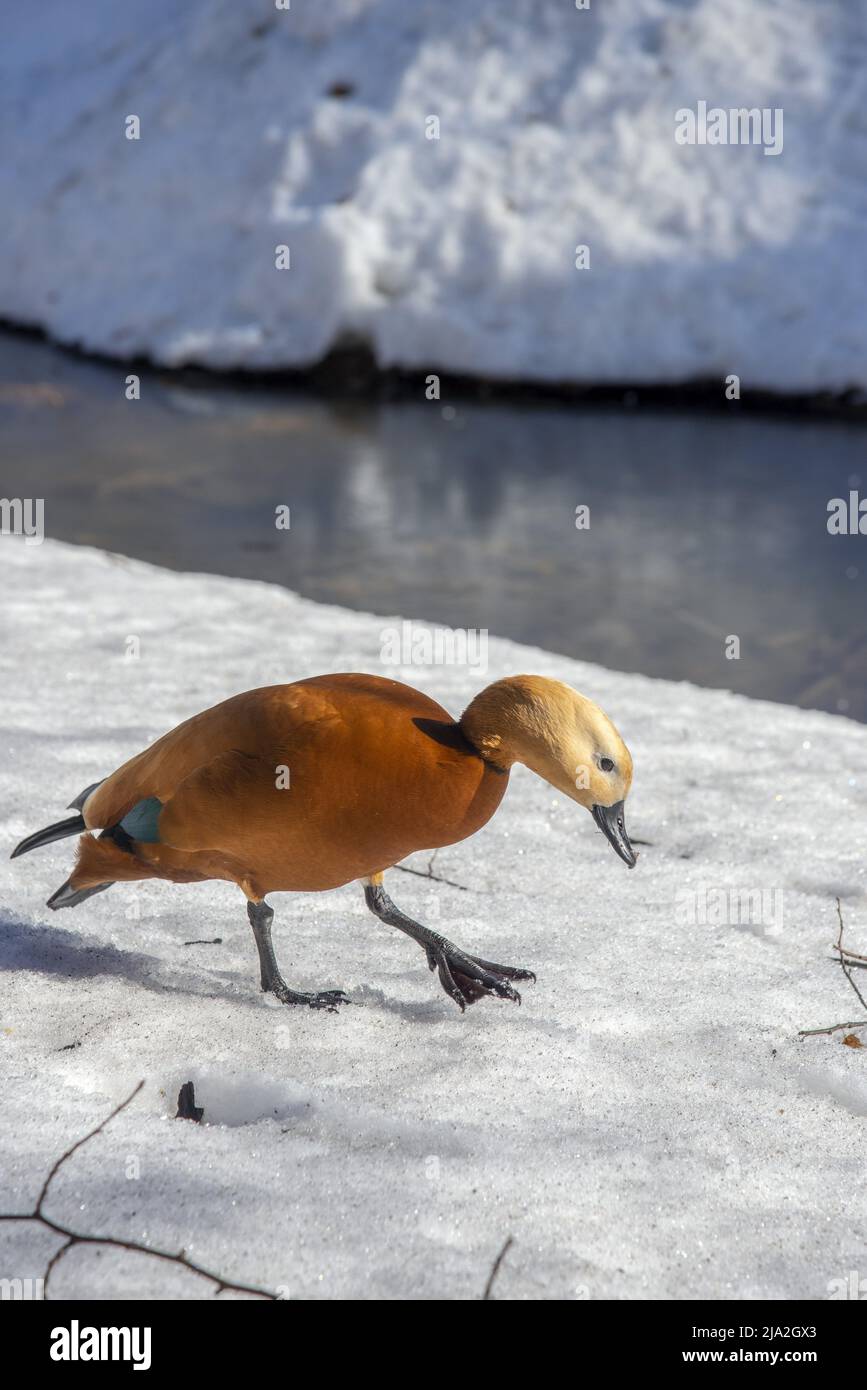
[432,946,534,1010]
[473,958,536,984]
[362,882,536,1014]
[309,990,352,1011]
[270,984,351,1011]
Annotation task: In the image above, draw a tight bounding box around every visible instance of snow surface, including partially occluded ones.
[3,0,867,391]
[1,539,866,1300]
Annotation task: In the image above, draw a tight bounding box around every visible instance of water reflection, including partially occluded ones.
[1,332,864,719]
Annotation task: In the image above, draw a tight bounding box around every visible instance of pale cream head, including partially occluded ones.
[461,675,637,866]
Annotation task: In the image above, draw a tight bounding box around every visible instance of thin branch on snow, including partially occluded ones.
[0,1081,277,1300]
[798,1020,867,1038]
[482,1235,513,1300]
[831,897,867,1013]
[799,898,867,1039]
[396,848,470,891]
[832,941,867,965]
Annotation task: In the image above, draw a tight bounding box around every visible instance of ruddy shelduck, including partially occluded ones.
[12,674,636,1012]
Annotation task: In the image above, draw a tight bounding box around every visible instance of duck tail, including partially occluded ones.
[46,825,158,909]
[47,878,113,911]
[10,813,86,860]
[69,829,156,889]
[10,778,106,861]
[66,780,104,812]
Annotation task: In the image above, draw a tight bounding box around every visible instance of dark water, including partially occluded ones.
[1,332,865,721]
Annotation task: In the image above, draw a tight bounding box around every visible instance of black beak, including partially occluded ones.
[591,800,637,868]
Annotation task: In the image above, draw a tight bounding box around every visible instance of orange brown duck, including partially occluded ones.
[11,673,636,1012]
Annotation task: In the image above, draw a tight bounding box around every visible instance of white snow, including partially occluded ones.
[2,0,867,391]
[1,537,866,1299]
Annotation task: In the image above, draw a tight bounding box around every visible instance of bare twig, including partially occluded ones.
[482,1235,513,1300]
[43,1238,75,1299]
[0,1081,277,1300]
[834,943,867,965]
[55,1019,104,1054]
[799,899,867,1039]
[798,1020,867,1038]
[396,849,469,892]
[35,1081,144,1212]
[832,898,867,1014]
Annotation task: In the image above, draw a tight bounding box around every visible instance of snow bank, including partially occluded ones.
[1,539,866,1299]
[2,0,865,391]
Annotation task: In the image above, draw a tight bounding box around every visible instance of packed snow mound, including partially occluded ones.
[1,538,866,1299]
[2,0,866,390]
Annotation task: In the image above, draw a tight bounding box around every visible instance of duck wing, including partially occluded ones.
[156,748,288,855]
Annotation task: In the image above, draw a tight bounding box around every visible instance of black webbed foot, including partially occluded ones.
[268,982,351,1012]
[364,880,537,1013]
[425,945,535,1011]
[247,899,350,1013]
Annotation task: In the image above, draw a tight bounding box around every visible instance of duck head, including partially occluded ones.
[461,675,637,867]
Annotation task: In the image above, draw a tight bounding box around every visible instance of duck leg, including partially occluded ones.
[247,900,349,1011]
[363,880,535,1012]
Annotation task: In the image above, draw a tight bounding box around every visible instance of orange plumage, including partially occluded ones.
[74,674,508,898]
[12,672,636,1012]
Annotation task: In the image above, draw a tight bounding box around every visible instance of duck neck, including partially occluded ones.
[459,680,527,772]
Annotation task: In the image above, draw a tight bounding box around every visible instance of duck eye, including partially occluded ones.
[600,757,615,773]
